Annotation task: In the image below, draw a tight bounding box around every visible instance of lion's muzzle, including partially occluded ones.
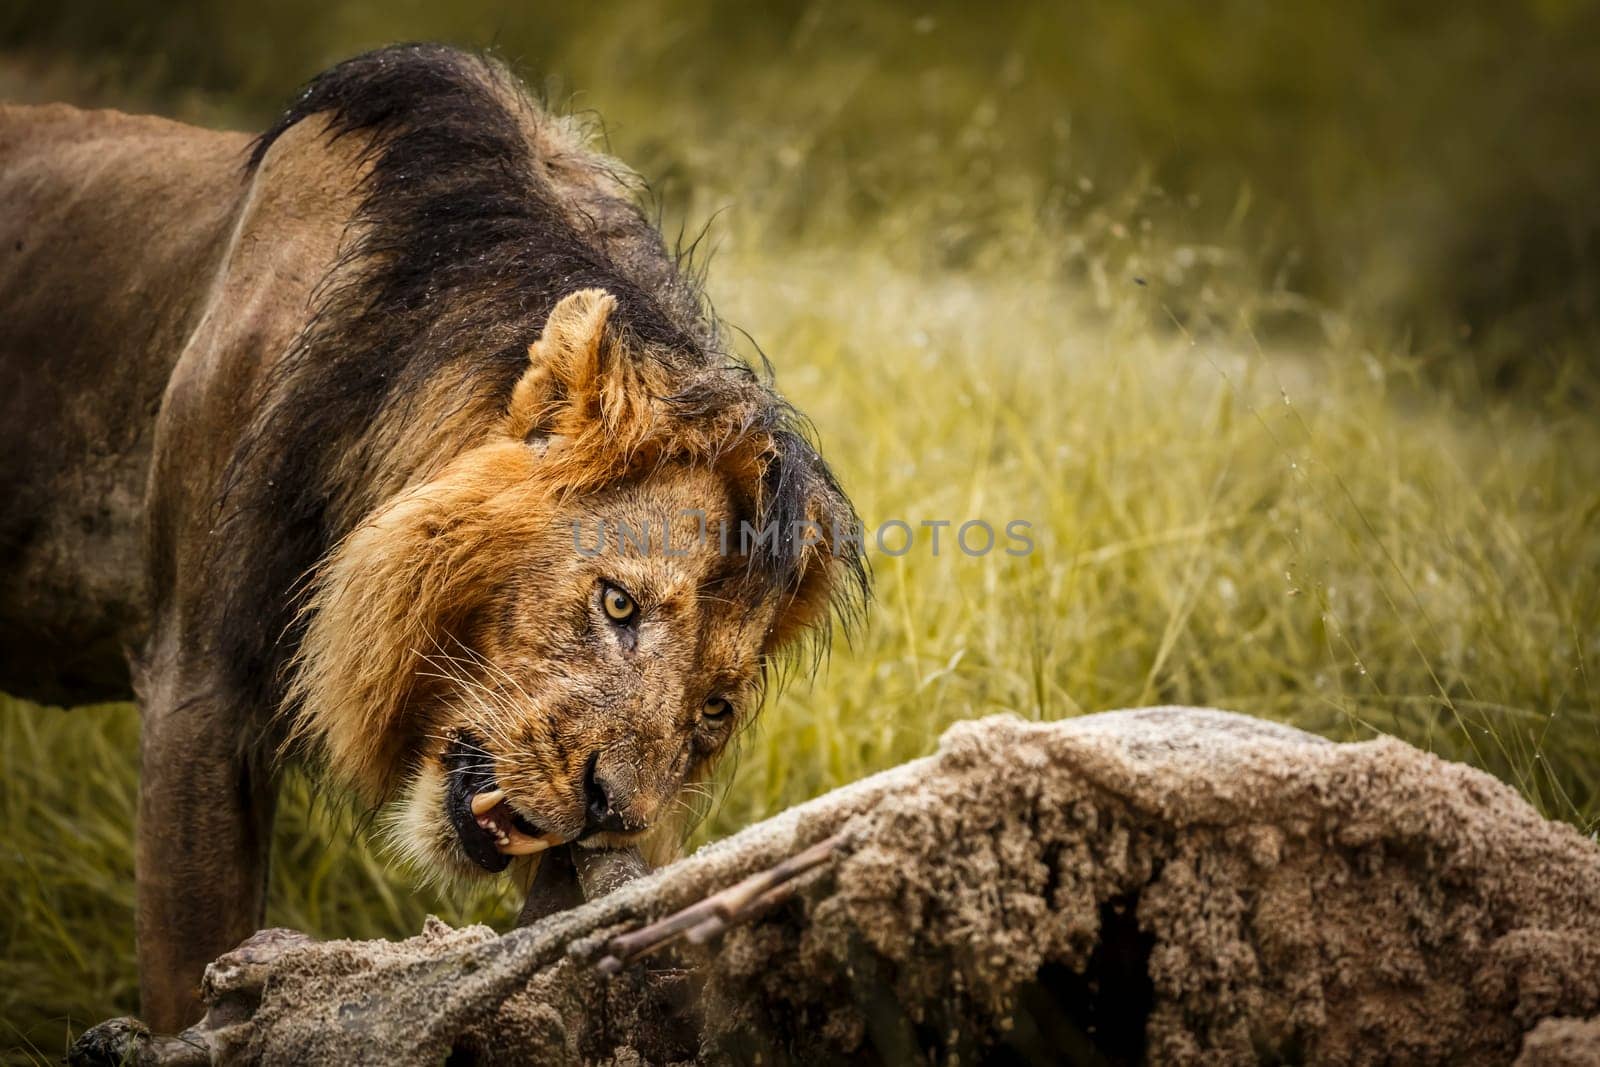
[443,735,559,871]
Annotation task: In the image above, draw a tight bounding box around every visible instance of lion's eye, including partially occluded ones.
[703,697,733,721]
[601,584,638,624]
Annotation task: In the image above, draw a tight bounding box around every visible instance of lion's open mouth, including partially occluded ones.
[444,735,560,872]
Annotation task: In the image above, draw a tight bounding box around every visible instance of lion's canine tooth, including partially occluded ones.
[470,789,506,816]
[497,829,559,856]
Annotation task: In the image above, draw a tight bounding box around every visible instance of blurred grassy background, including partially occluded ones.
[3,0,1599,1056]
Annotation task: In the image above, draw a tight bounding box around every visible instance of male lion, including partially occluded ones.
[0,44,865,1029]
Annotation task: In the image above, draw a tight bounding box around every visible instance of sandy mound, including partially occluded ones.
[71,708,1600,1065]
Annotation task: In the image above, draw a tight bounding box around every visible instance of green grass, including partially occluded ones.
[4,1,1600,1056]
[708,251,1599,832]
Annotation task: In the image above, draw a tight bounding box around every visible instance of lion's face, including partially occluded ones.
[287,289,859,883]
[397,465,778,877]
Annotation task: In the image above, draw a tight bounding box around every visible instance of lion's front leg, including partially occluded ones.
[135,675,277,1032]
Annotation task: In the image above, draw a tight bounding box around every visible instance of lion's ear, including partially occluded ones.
[506,288,619,441]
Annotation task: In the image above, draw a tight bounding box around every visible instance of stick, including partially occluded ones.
[596,833,844,974]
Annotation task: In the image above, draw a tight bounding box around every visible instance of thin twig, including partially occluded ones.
[596,833,844,974]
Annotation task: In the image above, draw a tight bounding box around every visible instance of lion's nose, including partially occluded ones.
[582,752,630,835]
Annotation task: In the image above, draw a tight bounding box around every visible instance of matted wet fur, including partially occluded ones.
[0,43,866,1030]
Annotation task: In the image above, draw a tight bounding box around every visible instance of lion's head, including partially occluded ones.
[285,288,863,880]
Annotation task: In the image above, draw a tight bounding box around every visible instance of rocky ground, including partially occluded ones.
[71,708,1600,1065]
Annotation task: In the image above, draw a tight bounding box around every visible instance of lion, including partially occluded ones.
[0,44,866,1030]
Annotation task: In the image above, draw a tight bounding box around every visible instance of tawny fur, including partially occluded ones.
[0,44,866,1027]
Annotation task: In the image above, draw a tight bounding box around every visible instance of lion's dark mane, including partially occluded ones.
[218,44,865,717]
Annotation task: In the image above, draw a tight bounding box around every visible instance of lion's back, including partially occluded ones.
[0,103,249,702]
[0,101,251,353]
